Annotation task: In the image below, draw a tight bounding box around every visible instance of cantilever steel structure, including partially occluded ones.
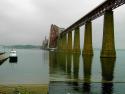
[61,0,125,36]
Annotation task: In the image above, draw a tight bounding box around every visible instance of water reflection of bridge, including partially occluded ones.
[49,52,116,94]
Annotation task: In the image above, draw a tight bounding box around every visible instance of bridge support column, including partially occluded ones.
[73,27,80,53]
[67,31,72,52]
[57,37,62,51]
[101,10,116,57]
[62,34,67,52]
[82,21,93,55]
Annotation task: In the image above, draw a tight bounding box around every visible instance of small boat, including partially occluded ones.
[48,48,57,51]
[9,49,18,62]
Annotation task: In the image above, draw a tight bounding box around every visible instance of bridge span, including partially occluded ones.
[52,0,125,57]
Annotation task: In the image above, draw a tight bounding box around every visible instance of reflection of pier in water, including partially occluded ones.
[49,52,116,94]
[101,58,116,94]
[82,55,93,93]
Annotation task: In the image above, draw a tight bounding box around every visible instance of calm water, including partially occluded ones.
[0,49,49,85]
[49,50,125,94]
[0,49,125,93]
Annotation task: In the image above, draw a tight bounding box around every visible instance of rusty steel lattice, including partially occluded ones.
[61,0,125,36]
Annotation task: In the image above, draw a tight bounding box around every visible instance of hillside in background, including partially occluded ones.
[3,45,41,49]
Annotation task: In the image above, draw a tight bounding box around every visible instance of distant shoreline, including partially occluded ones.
[3,45,41,50]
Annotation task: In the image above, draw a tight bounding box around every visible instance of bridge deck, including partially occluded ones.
[61,0,125,36]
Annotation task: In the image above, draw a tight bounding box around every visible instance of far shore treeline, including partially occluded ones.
[2,45,42,49]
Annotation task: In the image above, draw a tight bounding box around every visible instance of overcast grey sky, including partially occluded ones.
[0,0,125,49]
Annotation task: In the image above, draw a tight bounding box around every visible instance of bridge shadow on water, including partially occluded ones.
[48,52,125,94]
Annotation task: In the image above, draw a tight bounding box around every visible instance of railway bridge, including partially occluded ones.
[51,0,125,57]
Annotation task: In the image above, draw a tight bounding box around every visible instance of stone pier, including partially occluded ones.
[62,34,67,52]
[82,21,93,55]
[73,27,80,53]
[67,31,72,52]
[101,10,116,58]
[57,37,62,52]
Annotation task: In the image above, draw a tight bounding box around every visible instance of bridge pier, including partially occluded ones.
[67,31,72,52]
[101,10,116,58]
[73,27,80,53]
[57,37,62,52]
[82,21,93,56]
[57,36,65,52]
[62,34,67,52]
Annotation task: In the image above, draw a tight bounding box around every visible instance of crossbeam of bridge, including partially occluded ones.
[61,0,125,36]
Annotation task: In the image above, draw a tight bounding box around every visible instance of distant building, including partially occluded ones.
[48,24,65,48]
[42,36,48,49]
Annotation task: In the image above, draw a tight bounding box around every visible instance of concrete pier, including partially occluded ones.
[82,21,93,55]
[57,37,60,50]
[101,10,116,58]
[67,31,72,52]
[73,27,80,53]
[62,34,67,52]
[57,37,62,52]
